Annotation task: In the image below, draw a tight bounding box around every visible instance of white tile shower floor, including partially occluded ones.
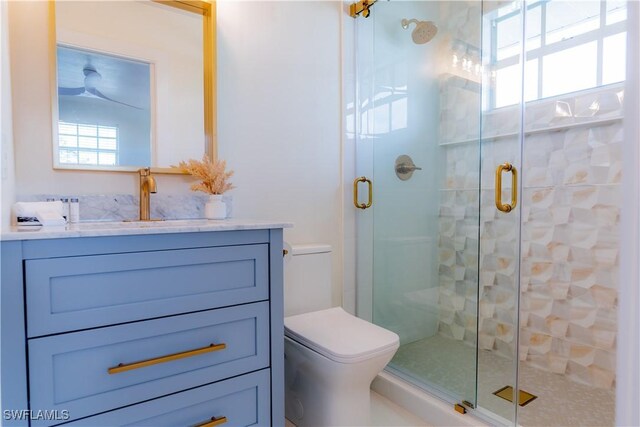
[284,391,431,427]
[391,334,615,426]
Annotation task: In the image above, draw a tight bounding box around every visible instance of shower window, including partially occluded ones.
[490,0,626,108]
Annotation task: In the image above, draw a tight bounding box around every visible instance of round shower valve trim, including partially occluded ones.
[395,155,422,181]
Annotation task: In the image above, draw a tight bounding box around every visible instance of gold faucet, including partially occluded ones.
[139,167,157,221]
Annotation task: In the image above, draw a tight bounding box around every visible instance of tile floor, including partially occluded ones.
[391,334,615,426]
[285,391,430,427]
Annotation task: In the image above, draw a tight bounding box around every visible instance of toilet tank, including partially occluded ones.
[284,243,332,317]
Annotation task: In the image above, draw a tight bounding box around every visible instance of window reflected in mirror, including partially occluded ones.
[57,45,151,167]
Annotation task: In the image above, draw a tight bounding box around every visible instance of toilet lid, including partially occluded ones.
[284,307,399,364]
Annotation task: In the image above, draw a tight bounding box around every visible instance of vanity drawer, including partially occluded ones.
[62,369,271,427]
[28,303,270,425]
[25,244,269,337]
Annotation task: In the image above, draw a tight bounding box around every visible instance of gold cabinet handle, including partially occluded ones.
[353,176,373,209]
[108,342,226,374]
[495,163,518,213]
[194,416,228,427]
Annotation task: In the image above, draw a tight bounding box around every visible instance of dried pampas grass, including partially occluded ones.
[175,155,235,195]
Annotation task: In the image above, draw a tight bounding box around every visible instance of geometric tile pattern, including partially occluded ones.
[519,124,621,390]
[437,86,622,391]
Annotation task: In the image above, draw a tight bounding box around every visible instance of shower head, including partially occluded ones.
[401,18,438,44]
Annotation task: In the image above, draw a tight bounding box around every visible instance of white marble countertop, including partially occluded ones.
[1,219,293,241]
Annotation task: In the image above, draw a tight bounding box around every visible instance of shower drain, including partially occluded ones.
[493,386,538,406]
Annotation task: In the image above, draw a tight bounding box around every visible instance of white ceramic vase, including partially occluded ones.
[204,195,227,220]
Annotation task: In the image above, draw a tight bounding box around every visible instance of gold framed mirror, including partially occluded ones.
[49,0,216,174]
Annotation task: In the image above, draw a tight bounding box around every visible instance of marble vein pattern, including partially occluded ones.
[15,193,233,222]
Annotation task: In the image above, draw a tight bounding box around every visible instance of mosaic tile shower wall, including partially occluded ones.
[437,85,623,391]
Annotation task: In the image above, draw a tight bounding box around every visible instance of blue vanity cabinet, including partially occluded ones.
[25,244,270,337]
[0,228,285,427]
[63,370,272,427]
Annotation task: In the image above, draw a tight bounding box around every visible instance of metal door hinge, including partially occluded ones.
[462,400,475,409]
[349,0,377,18]
[454,400,474,414]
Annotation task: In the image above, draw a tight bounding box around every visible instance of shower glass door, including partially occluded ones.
[476,1,525,422]
[354,0,525,423]
[355,0,483,410]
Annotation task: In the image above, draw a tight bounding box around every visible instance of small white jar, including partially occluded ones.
[204,195,227,220]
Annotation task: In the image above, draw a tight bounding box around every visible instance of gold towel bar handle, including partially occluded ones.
[107,342,226,374]
[194,416,228,427]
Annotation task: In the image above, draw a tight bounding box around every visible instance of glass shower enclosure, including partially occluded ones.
[352,1,624,425]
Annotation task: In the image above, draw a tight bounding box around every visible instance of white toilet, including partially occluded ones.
[284,244,399,427]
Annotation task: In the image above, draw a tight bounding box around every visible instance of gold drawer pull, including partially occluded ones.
[194,416,228,427]
[353,176,373,209]
[495,162,518,213]
[108,342,226,374]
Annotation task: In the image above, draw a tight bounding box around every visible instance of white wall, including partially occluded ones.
[1,0,15,230]
[617,1,640,424]
[217,1,343,307]
[5,1,344,308]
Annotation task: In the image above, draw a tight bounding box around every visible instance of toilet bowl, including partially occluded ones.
[284,307,400,426]
[283,244,400,425]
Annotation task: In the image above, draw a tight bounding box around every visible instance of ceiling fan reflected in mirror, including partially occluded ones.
[58,66,143,110]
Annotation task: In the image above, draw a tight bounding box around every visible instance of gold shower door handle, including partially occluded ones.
[353,176,373,209]
[495,163,518,213]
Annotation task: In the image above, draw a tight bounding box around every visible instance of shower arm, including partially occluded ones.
[401,19,420,29]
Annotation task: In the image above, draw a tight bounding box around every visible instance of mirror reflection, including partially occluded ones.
[53,0,209,171]
[57,46,152,167]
